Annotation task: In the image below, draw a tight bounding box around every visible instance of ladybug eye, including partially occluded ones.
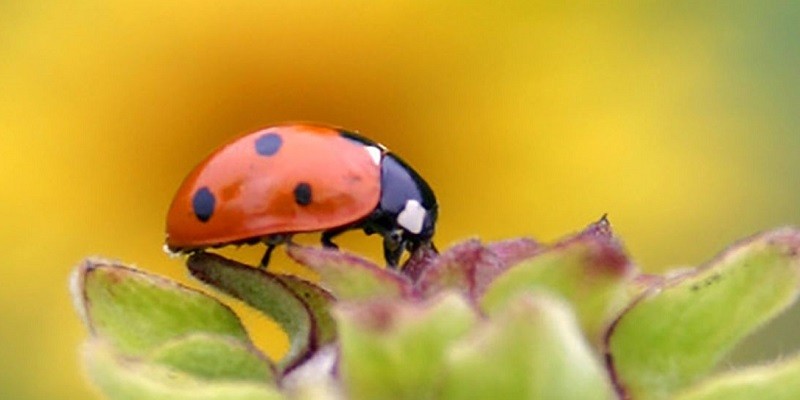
[389,229,403,243]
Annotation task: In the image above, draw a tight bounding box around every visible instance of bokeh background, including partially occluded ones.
[2,2,799,398]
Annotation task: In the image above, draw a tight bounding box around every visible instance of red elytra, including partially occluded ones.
[165,123,438,268]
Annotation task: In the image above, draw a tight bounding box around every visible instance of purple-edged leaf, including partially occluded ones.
[441,294,615,400]
[401,244,440,283]
[563,215,614,242]
[336,293,477,400]
[287,245,413,301]
[486,237,542,267]
[186,253,314,371]
[481,226,635,342]
[411,238,540,301]
[415,240,507,300]
[607,228,800,400]
[275,275,337,348]
[71,259,249,357]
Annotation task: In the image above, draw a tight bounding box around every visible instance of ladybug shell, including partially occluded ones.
[166,124,382,250]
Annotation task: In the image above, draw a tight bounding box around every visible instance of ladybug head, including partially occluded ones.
[364,152,438,267]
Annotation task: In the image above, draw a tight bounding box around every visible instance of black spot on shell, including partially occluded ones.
[255,133,283,156]
[192,187,215,222]
[294,182,312,206]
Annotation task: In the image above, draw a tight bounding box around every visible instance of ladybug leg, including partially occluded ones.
[259,244,277,268]
[260,234,293,268]
[321,227,347,250]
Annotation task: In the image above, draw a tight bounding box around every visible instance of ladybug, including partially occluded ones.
[165,123,438,268]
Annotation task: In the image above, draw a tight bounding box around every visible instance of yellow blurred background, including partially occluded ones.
[2,2,799,398]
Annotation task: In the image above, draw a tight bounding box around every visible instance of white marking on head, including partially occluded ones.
[364,146,382,166]
[397,199,426,234]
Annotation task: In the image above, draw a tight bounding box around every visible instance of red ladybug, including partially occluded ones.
[165,123,438,268]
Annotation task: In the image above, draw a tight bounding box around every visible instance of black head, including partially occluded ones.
[362,152,438,267]
[339,130,438,267]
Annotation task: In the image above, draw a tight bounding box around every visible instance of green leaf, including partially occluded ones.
[83,340,283,400]
[336,292,477,400]
[71,259,249,356]
[481,229,634,342]
[674,353,800,400]
[607,228,800,400]
[441,294,616,400]
[145,333,276,383]
[287,245,413,301]
[186,253,315,371]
